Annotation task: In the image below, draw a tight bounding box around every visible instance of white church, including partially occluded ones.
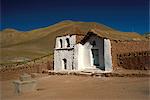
[54,30,112,72]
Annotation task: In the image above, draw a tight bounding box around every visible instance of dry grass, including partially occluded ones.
[0,20,147,64]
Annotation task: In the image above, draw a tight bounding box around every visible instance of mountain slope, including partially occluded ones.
[0,20,147,63]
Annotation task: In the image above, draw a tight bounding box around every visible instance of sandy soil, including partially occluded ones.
[1,75,150,100]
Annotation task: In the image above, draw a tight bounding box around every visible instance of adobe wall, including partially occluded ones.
[54,49,74,71]
[0,55,53,81]
[111,40,150,70]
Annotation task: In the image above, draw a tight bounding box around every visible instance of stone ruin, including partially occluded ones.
[13,73,37,94]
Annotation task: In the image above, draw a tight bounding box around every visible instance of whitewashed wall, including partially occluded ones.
[104,39,112,72]
[54,35,76,71]
[55,35,76,49]
[82,42,93,68]
[73,44,86,70]
[54,50,74,71]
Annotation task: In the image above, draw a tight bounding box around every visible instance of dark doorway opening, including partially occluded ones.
[92,49,99,66]
[62,58,67,70]
[92,49,105,70]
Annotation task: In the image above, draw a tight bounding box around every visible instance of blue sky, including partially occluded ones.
[1,0,149,34]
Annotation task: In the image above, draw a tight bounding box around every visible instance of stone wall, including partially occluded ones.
[117,51,150,70]
[111,40,150,70]
[0,54,53,80]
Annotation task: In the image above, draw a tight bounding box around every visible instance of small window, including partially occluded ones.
[60,39,63,48]
[91,41,96,47]
[62,58,67,70]
[66,38,70,47]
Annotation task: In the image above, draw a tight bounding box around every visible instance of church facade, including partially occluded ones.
[54,30,112,72]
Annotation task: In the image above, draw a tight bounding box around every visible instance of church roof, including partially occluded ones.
[77,29,146,44]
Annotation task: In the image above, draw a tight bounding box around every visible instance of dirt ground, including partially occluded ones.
[1,75,150,100]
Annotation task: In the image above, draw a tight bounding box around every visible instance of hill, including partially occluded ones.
[0,20,147,64]
[143,32,150,39]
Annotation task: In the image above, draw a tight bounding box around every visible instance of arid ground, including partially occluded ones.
[1,75,149,100]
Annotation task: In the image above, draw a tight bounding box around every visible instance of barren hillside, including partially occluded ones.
[0,20,147,63]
